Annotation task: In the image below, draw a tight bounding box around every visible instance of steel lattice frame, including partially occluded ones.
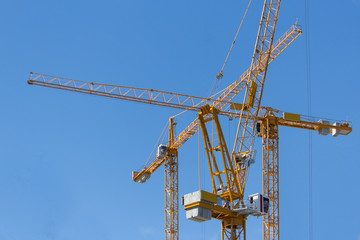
[232,0,282,195]
[222,222,246,240]
[262,118,279,240]
[165,150,179,240]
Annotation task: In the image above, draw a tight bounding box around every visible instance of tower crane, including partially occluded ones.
[28,1,352,239]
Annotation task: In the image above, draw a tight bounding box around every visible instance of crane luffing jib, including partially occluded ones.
[219,0,282,204]
[233,0,282,157]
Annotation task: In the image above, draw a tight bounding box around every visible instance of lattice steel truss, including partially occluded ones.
[222,221,246,240]
[262,117,279,240]
[165,150,178,240]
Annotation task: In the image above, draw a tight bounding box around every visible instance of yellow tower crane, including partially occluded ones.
[28,0,352,239]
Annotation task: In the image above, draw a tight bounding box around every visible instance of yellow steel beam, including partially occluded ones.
[28,72,236,118]
[262,117,280,240]
[165,118,178,240]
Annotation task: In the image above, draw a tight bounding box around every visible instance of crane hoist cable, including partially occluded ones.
[216,0,253,80]
[305,0,313,239]
[207,77,222,98]
[208,0,252,98]
[207,78,229,99]
[198,129,201,192]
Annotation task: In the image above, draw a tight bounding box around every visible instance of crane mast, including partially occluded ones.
[261,113,280,240]
[165,118,179,240]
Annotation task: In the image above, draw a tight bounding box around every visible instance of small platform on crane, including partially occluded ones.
[234,193,269,217]
[182,190,269,223]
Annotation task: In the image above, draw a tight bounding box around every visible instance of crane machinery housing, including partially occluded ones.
[28,1,352,240]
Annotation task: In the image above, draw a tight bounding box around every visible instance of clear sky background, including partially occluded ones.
[0,0,359,239]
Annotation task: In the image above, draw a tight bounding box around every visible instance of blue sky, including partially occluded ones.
[0,0,359,239]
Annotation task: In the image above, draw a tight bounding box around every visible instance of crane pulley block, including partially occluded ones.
[235,151,256,166]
